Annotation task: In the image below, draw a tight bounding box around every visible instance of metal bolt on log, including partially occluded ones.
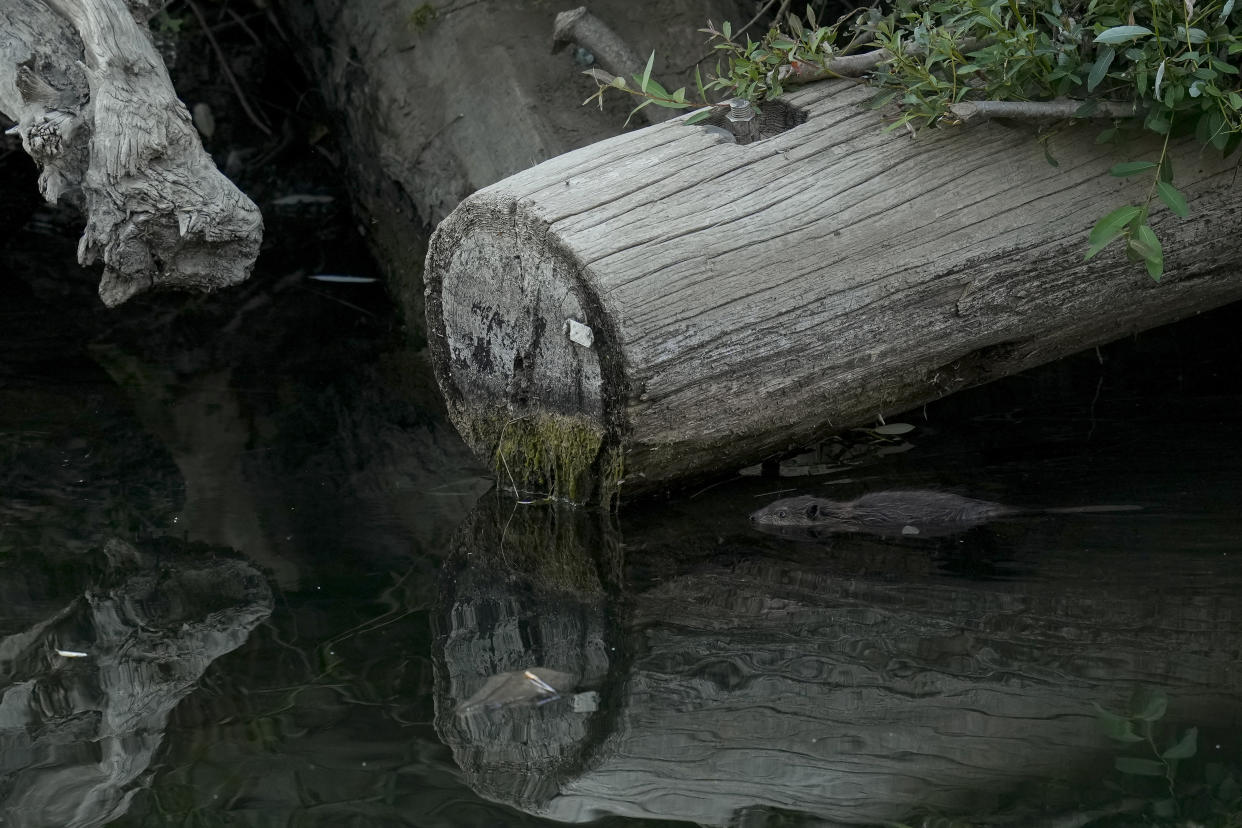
[726,98,759,144]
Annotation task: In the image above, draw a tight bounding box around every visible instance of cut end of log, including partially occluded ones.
[425,196,624,502]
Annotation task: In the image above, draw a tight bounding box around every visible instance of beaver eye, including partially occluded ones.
[777,509,787,518]
[805,503,819,518]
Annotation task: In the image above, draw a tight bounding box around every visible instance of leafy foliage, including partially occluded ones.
[585,0,1242,279]
[866,0,1242,277]
[1093,687,1242,824]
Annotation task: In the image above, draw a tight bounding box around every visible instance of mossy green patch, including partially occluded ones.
[408,3,437,32]
[464,411,612,503]
[487,500,612,595]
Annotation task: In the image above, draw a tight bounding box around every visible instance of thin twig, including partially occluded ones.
[735,0,782,41]
[185,0,273,136]
[224,8,265,49]
[677,0,779,73]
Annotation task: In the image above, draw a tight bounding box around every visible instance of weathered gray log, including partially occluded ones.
[425,80,1242,502]
[0,0,261,306]
[282,0,745,332]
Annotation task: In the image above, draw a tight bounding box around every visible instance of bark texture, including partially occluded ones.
[0,0,261,306]
[280,0,747,337]
[425,80,1242,500]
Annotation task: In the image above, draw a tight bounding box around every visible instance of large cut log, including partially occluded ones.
[0,0,261,306]
[281,0,746,335]
[425,80,1242,502]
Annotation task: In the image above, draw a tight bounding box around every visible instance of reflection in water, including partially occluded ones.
[4,226,1241,824]
[436,491,1242,827]
[434,498,620,812]
[0,537,271,828]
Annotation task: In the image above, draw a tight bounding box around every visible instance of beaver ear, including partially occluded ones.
[805,502,819,518]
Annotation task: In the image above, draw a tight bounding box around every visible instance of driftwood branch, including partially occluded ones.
[781,49,1141,123]
[0,0,262,306]
[784,37,990,82]
[553,6,673,124]
[552,6,642,80]
[949,98,1140,123]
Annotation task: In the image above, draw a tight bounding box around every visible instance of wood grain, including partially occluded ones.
[0,0,261,305]
[427,80,1242,498]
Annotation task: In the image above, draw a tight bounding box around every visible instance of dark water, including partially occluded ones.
[3,251,1241,827]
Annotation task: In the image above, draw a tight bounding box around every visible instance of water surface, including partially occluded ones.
[2,266,1239,826]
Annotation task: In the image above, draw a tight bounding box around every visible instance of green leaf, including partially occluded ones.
[623,98,652,126]
[1094,25,1153,44]
[866,89,900,109]
[1130,687,1168,721]
[1094,706,1147,742]
[1145,245,1166,281]
[1145,110,1171,134]
[1088,47,1115,91]
[1086,206,1142,257]
[1115,757,1167,776]
[1095,128,1117,144]
[684,107,714,125]
[1110,161,1158,176]
[1180,26,1208,44]
[1131,222,1162,260]
[1162,726,1198,759]
[640,50,655,94]
[722,19,731,40]
[644,77,670,98]
[1157,181,1189,217]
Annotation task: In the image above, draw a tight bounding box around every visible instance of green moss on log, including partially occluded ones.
[472,412,622,503]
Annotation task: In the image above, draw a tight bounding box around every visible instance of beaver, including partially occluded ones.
[750,490,1139,539]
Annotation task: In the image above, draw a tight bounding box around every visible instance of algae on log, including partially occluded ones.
[425,79,1242,502]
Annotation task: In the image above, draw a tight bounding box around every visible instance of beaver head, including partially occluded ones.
[749,495,848,526]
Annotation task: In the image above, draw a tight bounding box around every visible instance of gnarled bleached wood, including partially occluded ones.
[0,0,261,306]
[426,80,1242,500]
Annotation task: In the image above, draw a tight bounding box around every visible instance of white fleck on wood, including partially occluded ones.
[565,319,595,349]
[0,0,261,306]
[426,80,1242,498]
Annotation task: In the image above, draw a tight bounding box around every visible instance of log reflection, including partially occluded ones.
[435,494,1242,826]
[433,495,622,810]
